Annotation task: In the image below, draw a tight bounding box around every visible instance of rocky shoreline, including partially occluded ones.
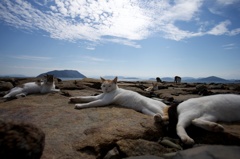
[0,77,240,159]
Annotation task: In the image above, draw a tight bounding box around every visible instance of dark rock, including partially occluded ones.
[209,84,226,90]
[0,120,45,159]
[116,139,175,157]
[172,145,240,159]
[0,81,14,91]
[125,155,164,159]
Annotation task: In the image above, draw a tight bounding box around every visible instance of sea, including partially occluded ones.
[59,77,147,81]
[59,77,240,83]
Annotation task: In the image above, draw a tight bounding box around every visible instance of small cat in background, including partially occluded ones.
[3,75,60,99]
[156,94,240,145]
[69,77,167,116]
[144,82,158,92]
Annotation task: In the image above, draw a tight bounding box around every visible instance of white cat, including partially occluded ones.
[69,77,167,116]
[144,82,158,92]
[174,94,240,145]
[3,75,60,98]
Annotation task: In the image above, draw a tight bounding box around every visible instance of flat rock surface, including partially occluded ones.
[0,78,240,158]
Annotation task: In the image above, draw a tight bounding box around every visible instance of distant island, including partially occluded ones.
[37,70,86,78]
[161,76,235,83]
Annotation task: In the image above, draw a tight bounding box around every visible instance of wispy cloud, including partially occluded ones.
[9,55,52,61]
[222,43,237,50]
[0,0,239,48]
[216,0,239,5]
[83,56,107,62]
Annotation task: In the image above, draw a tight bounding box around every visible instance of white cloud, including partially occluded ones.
[0,0,239,48]
[216,0,239,5]
[83,56,107,62]
[207,20,231,35]
[222,43,237,50]
[9,55,52,61]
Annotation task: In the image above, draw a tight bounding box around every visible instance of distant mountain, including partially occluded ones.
[0,74,27,78]
[37,70,86,78]
[159,76,232,83]
[197,76,229,83]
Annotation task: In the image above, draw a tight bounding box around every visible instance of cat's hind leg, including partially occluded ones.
[177,115,195,145]
[192,116,224,132]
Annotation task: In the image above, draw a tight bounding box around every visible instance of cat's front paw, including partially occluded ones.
[154,114,163,123]
[180,135,195,145]
[154,114,169,125]
[75,104,83,109]
[210,123,224,132]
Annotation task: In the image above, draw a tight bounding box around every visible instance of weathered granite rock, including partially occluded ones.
[0,92,165,159]
[116,139,176,157]
[0,78,240,159]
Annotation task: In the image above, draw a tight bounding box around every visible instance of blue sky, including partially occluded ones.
[0,0,240,79]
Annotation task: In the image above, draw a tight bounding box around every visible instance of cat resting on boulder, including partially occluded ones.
[69,77,167,116]
[156,94,240,145]
[3,75,60,99]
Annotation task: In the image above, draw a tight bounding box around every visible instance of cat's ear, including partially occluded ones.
[112,77,118,84]
[100,77,105,82]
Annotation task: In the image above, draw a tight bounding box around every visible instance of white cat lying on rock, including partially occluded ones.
[159,94,240,145]
[69,77,167,116]
[4,75,60,99]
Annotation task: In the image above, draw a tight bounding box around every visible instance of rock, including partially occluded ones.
[0,78,240,158]
[116,139,175,157]
[125,156,164,159]
[156,77,162,83]
[0,81,14,91]
[57,80,87,90]
[171,145,240,159]
[0,120,45,159]
[73,107,164,158]
[0,92,165,159]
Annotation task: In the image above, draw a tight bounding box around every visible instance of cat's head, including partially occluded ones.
[100,77,118,93]
[43,74,54,84]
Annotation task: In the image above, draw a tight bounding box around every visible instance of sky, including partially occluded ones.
[0,0,240,79]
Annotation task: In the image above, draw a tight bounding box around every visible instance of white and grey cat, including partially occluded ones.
[144,82,158,92]
[3,75,60,98]
[164,94,240,145]
[69,77,167,116]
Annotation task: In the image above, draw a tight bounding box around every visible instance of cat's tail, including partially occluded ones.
[3,87,23,99]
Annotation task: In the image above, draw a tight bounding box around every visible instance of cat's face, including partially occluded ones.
[100,77,118,93]
[43,74,54,84]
